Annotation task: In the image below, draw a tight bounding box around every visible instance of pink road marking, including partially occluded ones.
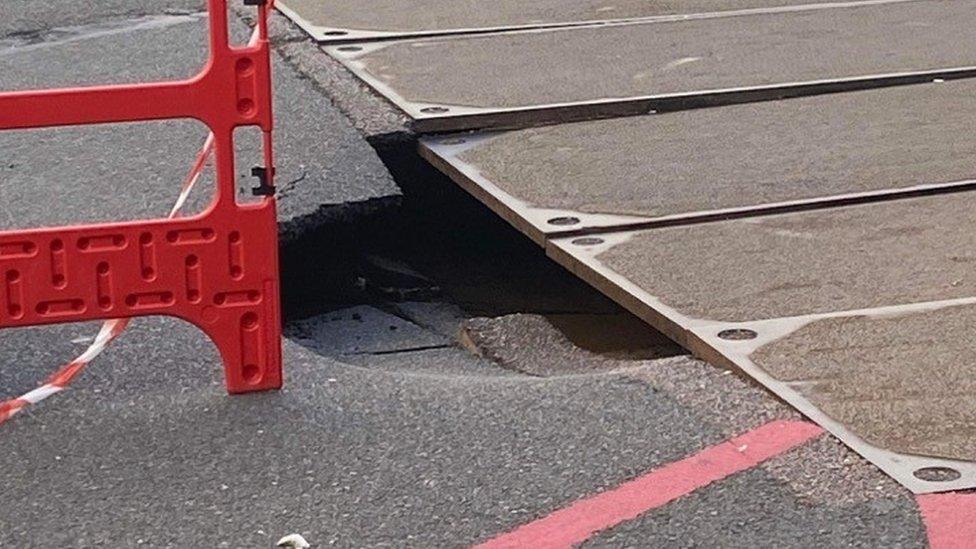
[917,493,976,549]
[476,420,823,549]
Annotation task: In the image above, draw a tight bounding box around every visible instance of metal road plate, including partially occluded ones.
[548,192,976,493]
[329,0,976,132]
[276,0,855,43]
[421,80,976,243]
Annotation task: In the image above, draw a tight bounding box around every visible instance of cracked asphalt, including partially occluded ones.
[0,2,938,547]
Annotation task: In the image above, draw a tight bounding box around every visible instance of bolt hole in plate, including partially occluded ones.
[718,328,758,341]
[572,237,605,246]
[914,467,962,482]
[548,216,581,226]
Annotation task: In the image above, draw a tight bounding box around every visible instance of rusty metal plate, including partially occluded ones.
[421,80,976,243]
[329,0,976,131]
[547,193,976,493]
[277,0,873,43]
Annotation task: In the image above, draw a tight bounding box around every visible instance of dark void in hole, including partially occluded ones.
[718,329,758,341]
[914,467,962,482]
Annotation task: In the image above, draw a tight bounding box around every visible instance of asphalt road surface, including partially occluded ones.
[0,2,949,547]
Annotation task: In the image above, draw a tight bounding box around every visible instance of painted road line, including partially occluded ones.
[475,420,824,549]
[917,492,976,549]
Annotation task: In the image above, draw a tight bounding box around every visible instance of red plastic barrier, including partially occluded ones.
[0,0,282,393]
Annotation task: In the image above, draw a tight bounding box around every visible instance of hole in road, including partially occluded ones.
[278,142,690,368]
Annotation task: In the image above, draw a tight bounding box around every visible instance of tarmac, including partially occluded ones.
[0,1,958,547]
